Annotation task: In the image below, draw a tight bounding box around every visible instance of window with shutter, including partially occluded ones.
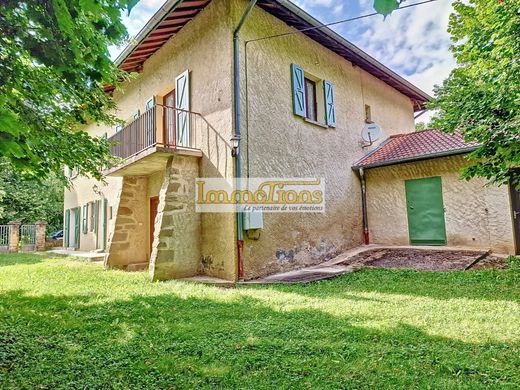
[82,204,88,234]
[323,80,336,127]
[291,64,306,117]
[145,96,155,111]
[291,66,336,128]
[175,70,190,147]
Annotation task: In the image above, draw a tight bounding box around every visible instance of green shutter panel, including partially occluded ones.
[323,80,336,127]
[74,206,81,249]
[291,64,306,117]
[64,209,70,247]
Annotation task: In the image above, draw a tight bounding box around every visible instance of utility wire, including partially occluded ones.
[245,0,440,44]
[244,0,440,177]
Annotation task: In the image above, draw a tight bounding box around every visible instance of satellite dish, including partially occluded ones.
[361,122,382,143]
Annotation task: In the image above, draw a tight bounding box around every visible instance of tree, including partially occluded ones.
[415,122,430,131]
[429,0,519,186]
[0,160,64,233]
[0,0,136,181]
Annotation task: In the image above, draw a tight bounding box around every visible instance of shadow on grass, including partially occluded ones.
[0,287,518,389]
[0,252,55,267]
[265,267,520,302]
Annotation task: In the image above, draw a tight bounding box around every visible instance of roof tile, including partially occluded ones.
[353,129,479,169]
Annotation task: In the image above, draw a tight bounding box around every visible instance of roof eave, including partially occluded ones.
[262,0,432,109]
[114,0,184,67]
[352,146,479,170]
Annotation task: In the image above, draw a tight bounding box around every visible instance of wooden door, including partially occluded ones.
[405,177,447,245]
[150,196,159,254]
[510,182,520,254]
[163,90,175,146]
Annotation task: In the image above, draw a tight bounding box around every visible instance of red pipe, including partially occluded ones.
[237,240,244,279]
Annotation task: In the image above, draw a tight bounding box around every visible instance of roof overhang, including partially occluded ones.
[352,146,479,170]
[256,0,431,111]
[114,0,431,110]
[114,0,212,73]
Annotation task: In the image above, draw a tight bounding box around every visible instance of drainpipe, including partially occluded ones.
[359,168,370,245]
[233,0,257,280]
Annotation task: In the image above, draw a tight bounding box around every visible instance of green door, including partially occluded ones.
[405,176,447,245]
[74,206,81,249]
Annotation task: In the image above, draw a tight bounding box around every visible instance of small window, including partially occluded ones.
[115,124,123,132]
[82,204,89,234]
[304,78,317,122]
[365,104,372,123]
[145,97,155,111]
[132,110,140,120]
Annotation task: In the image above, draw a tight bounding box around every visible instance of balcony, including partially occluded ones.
[105,104,203,176]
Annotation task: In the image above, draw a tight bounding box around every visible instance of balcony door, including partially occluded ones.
[163,90,175,146]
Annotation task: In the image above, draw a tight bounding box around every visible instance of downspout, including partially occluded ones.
[359,168,370,245]
[233,0,257,280]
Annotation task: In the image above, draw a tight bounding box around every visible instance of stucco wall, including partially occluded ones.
[63,0,237,279]
[64,0,425,281]
[365,155,515,254]
[234,0,417,278]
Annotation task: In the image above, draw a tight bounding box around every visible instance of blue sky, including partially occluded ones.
[114,0,455,118]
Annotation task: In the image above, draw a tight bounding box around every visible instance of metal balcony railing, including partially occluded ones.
[108,104,200,160]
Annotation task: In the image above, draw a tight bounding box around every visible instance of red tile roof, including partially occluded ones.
[353,129,479,169]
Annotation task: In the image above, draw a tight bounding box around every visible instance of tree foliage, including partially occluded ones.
[0,0,136,180]
[0,160,64,233]
[429,0,520,186]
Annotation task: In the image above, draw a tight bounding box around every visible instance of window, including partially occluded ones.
[132,110,140,120]
[145,97,155,111]
[291,64,336,127]
[115,124,123,132]
[82,204,89,234]
[304,78,317,121]
[67,166,79,179]
[365,104,372,123]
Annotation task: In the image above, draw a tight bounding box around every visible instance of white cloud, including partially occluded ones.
[346,0,455,95]
[112,0,456,125]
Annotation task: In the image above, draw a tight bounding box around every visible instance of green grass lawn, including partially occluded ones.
[0,253,519,389]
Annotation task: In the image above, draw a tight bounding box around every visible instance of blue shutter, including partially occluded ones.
[175,70,190,146]
[145,96,155,111]
[291,64,306,117]
[323,80,336,127]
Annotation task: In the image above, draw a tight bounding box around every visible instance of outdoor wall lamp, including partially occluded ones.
[230,135,240,157]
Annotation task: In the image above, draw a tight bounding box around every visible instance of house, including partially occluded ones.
[63,0,519,282]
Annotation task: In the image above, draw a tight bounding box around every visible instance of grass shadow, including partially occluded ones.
[0,286,518,389]
[0,252,55,267]
[263,267,520,303]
